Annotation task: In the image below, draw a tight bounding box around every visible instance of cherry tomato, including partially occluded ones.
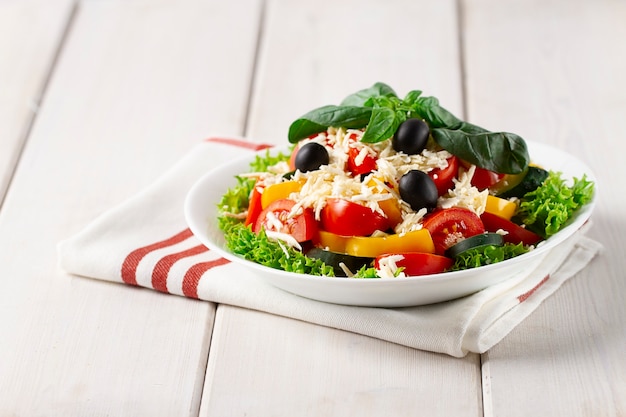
[375,252,453,276]
[288,145,299,171]
[244,183,264,226]
[428,156,459,196]
[320,198,390,237]
[422,207,485,255]
[253,199,317,242]
[480,212,542,246]
[470,166,505,190]
[347,146,377,176]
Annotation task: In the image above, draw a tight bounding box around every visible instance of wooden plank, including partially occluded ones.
[0,0,261,415]
[202,0,483,415]
[201,306,482,417]
[0,0,74,202]
[462,0,626,415]
[246,0,465,145]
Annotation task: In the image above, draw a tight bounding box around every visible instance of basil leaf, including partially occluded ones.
[340,82,397,107]
[288,105,372,143]
[365,94,402,110]
[456,121,489,134]
[361,107,402,143]
[431,128,529,174]
[402,89,423,106]
[409,96,463,129]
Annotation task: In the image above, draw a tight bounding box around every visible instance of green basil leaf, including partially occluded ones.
[402,89,423,106]
[409,96,463,129]
[365,95,401,110]
[288,105,372,143]
[287,119,327,143]
[340,82,397,107]
[456,121,488,134]
[361,107,400,143]
[431,128,529,174]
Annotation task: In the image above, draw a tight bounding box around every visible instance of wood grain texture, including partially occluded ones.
[246,0,465,145]
[463,0,626,415]
[0,0,74,202]
[0,0,261,415]
[201,306,482,417]
[202,1,483,415]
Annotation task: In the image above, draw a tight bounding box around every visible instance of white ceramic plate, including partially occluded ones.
[184,140,596,307]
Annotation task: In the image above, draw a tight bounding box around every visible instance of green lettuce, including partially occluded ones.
[223,223,334,276]
[448,243,529,271]
[217,149,291,231]
[516,171,594,237]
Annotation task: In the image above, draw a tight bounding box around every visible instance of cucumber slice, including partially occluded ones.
[446,233,504,258]
[306,247,373,277]
[497,166,549,199]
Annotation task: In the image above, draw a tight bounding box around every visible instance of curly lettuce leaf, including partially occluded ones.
[223,224,334,276]
[516,171,594,237]
[217,149,290,231]
[448,243,530,271]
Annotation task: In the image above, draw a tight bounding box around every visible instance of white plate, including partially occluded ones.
[184,140,596,307]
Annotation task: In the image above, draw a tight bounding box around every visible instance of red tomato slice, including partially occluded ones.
[320,198,391,237]
[288,145,298,171]
[347,147,377,176]
[422,207,485,255]
[244,182,264,226]
[375,252,453,276]
[253,199,317,242]
[471,166,505,190]
[480,212,542,246]
[428,156,459,196]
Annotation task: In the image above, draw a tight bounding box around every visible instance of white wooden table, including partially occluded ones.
[1,0,624,415]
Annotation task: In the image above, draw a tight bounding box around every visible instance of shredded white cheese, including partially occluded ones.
[338,262,355,277]
[264,230,302,251]
[437,165,488,215]
[394,208,427,234]
[376,254,406,278]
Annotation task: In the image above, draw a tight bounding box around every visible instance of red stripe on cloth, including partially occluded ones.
[152,245,209,293]
[518,274,550,303]
[204,137,273,151]
[121,229,194,285]
[182,258,231,298]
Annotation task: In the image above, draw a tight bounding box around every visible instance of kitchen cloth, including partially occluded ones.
[57,137,602,357]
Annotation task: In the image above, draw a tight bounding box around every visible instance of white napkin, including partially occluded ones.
[58,137,602,357]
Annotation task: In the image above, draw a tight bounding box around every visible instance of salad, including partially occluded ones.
[217,83,594,278]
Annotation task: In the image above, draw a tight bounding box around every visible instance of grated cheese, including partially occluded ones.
[261,127,491,241]
[376,254,406,278]
[437,165,488,215]
[265,230,303,251]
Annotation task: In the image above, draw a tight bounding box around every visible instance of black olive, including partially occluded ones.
[392,118,430,155]
[294,142,329,172]
[399,170,439,212]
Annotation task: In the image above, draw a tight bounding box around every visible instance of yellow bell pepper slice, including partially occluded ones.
[366,177,403,227]
[484,195,517,220]
[316,229,435,258]
[316,230,351,253]
[261,180,303,209]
